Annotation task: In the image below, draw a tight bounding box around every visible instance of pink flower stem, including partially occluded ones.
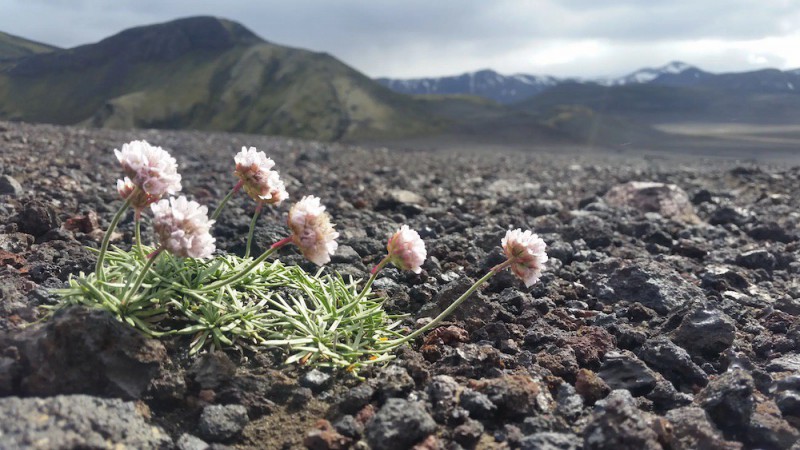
[210,180,244,221]
[244,202,263,259]
[199,235,293,293]
[356,255,391,302]
[270,236,293,250]
[121,246,164,306]
[95,193,135,281]
[384,263,508,348]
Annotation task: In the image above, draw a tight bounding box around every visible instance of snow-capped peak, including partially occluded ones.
[598,61,698,86]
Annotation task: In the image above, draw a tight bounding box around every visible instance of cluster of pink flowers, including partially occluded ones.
[151,196,216,258]
[115,140,182,194]
[386,225,426,273]
[108,140,549,294]
[288,196,339,265]
[234,147,288,206]
[501,228,548,287]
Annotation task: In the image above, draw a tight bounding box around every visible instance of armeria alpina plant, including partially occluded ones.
[55,140,548,376]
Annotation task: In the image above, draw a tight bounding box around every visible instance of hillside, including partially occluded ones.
[0,31,58,60]
[514,81,800,124]
[0,17,436,141]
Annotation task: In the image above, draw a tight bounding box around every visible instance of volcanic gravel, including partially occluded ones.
[1,120,800,449]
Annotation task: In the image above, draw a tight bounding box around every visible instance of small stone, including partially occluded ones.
[198,404,249,442]
[365,398,436,450]
[300,369,332,394]
[0,232,34,253]
[583,390,663,450]
[665,407,741,450]
[471,374,552,419]
[598,350,658,397]
[453,419,484,447]
[0,395,172,449]
[555,382,584,419]
[339,383,374,414]
[304,419,352,450]
[0,174,23,196]
[190,352,236,390]
[638,337,708,391]
[459,387,497,419]
[575,369,611,405]
[746,400,800,450]
[329,245,360,264]
[671,306,736,358]
[375,365,415,400]
[177,433,211,450]
[736,249,776,271]
[604,181,698,223]
[696,369,754,434]
[333,415,363,439]
[602,260,705,314]
[16,200,60,237]
[520,432,582,450]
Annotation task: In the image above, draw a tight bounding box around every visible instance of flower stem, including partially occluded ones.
[134,216,145,260]
[96,195,134,281]
[211,180,243,221]
[244,203,263,259]
[121,246,163,305]
[198,236,292,292]
[384,260,511,348]
[357,255,390,302]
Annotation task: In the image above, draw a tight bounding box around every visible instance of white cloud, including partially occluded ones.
[1,0,799,78]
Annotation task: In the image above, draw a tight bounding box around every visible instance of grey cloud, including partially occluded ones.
[0,0,798,77]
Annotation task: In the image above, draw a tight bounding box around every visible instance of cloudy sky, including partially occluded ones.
[2,0,799,79]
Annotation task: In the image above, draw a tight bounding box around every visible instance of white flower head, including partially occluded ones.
[501,229,548,287]
[114,140,182,197]
[287,195,338,265]
[387,225,426,273]
[234,146,288,205]
[151,196,216,258]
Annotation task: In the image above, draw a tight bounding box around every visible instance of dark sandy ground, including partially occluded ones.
[1,120,799,449]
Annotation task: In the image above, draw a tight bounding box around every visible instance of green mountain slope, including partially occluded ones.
[0,31,58,60]
[0,17,436,141]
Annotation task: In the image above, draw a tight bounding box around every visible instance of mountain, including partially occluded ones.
[597,61,713,86]
[379,61,800,104]
[0,31,59,60]
[0,17,435,141]
[376,69,561,104]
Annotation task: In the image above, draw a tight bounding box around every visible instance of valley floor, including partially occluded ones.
[1,121,799,449]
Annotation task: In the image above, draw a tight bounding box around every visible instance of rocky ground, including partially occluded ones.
[1,120,799,449]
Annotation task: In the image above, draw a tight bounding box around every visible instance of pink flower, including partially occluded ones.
[114,140,182,197]
[151,196,216,258]
[234,147,288,205]
[386,225,426,273]
[287,196,338,265]
[117,177,160,216]
[501,229,548,287]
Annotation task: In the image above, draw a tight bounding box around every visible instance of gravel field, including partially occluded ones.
[1,120,799,449]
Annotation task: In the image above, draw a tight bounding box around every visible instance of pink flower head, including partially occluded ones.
[234,147,288,205]
[287,196,338,265]
[151,196,216,258]
[117,177,160,217]
[501,229,548,287]
[386,225,426,273]
[114,140,182,197]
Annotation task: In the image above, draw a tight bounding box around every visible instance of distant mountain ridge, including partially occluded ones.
[0,31,59,60]
[0,16,436,141]
[378,61,800,103]
[376,69,562,104]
